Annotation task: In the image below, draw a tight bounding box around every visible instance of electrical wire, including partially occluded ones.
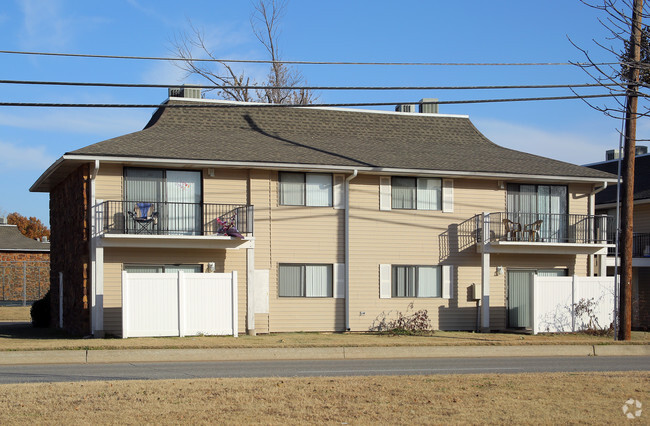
[0,79,632,91]
[0,93,621,109]
[0,49,623,67]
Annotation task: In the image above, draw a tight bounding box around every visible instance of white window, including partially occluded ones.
[280,172,333,206]
[380,264,453,299]
[391,177,441,210]
[279,264,333,297]
[392,265,441,298]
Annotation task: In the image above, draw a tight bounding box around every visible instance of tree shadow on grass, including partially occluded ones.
[0,322,79,340]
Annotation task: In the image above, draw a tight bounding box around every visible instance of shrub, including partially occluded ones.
[370,302,433,335]
[31,290,51,328]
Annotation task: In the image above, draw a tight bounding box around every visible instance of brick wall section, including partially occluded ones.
[49,164,91,335]
[0,252,50,301]
[636,267,650,330]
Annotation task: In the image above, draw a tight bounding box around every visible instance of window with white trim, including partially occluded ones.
[391,177,441,210]
[392,265,442,298]
[279,172,332,206]
[124,264,202,273]
[279,264,333,297]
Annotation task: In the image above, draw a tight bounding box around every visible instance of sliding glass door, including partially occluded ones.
[507,184,567,242]
[125,168,202,235]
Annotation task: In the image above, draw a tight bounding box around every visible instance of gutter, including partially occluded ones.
[344,169,358,332]
[30,154,618,193]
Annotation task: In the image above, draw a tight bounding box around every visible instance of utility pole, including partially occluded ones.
[619,0,643,341]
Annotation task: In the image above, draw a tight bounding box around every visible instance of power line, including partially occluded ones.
[0,79,629,91]
[0,49,623,67]
[0,93,622,109]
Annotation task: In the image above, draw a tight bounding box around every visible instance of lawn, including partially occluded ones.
[0,319,648,351]
[0,371,647,424]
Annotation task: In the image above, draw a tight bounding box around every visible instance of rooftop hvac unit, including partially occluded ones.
[169,86,202,99]
[606,145,647,161]
[395,104,417,113]
[0,217,6,225]
[419,98,439,114]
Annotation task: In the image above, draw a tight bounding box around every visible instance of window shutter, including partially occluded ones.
[333,174,345,210]
[442,265,453,299]
[379,177,392,211]
[379,264,392,298]
[442,179,454,213]
[333,263,345,298]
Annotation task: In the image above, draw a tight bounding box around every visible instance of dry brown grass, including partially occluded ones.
[0,307,30,322]
[0,371,647,424]
[0,323,649,352]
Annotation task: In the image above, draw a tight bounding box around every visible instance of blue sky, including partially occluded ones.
[0,0,647,226]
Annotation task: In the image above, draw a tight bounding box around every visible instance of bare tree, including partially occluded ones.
[570,0,650,119]
[170,0,317,104]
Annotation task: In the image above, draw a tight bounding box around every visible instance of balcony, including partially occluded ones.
[92,201,254,249]
[466,212,614,255]
[605,232,650,267]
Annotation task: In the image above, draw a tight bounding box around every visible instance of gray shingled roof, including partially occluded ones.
[587,153,650,204]
[69,100,614,180]
[0,225,50,251]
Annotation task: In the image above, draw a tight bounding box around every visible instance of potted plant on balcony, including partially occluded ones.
[216,214,244,239]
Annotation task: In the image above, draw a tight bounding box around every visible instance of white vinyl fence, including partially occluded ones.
[532,275,615,334]
[122,271,238,338]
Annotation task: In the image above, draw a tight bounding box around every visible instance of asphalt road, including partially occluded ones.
[0,356,647,384]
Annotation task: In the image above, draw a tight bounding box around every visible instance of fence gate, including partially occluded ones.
[122,271,238,338]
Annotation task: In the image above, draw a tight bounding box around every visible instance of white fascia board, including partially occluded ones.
[29,156,66,192]
[60,154,619,185]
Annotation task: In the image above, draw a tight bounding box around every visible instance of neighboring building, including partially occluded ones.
[586,151,650,329]
[31,91,617,337]
[0,217,50,304]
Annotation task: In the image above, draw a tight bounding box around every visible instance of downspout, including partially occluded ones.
[345,169,358,332]
[89,160,99,336]
[588,182,608,277]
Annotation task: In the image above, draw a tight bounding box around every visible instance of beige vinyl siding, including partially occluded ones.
[266,171,345,332]
[102,247,247,336]
[347,176,504,331]
[95,163,123,201]
[203,168,248,204]
[634,203,650,233]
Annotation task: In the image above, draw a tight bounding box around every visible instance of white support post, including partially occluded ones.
[483,212,491,245]
[598,254,607,277]
[232,271,239,337]
[178,271,185,337]
[246,248,255,335]
[530,274,537,334]
[480,252,491,332]
[59,272,63,329]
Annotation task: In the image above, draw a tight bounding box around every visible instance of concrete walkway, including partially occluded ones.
[1,344,649,365]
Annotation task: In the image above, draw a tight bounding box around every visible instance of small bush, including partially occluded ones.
[31,290,51,328]
[574,297,613,336]
[370,303,433,335]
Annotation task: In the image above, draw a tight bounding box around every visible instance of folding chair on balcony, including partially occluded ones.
[128,202,158,234]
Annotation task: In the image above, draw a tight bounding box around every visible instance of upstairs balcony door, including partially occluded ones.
[507,184,568,242]
[125,168,202,235]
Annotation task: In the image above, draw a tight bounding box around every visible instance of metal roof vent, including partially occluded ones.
[169,85,202,99]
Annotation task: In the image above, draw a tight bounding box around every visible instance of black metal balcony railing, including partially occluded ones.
[607,232,650,257]
[474,212,614,245]
[93,201,253,237]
